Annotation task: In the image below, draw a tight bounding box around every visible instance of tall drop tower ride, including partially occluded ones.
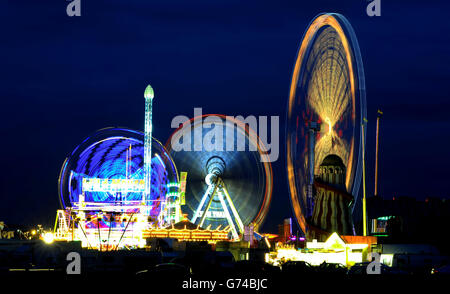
[143,85,154,215]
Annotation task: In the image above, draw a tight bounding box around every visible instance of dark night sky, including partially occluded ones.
[1,0,450,233]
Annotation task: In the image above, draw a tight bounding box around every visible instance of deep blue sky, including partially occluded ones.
[1,0,450,232]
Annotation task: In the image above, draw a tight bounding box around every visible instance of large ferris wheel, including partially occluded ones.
[167,115,273,239]
[286,13,367,235]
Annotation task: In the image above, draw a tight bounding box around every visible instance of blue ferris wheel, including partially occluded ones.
[58,127,178,216]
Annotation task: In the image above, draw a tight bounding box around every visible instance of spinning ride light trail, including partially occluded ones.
[56,128,179,249]
[54,85,182,250]
[61,86,161,214]
[167,115,273,239]
[286,13,367,236]
[55,85,180,249]
[59,129,178,215]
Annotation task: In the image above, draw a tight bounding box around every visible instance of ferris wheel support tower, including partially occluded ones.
[307,122,321,219]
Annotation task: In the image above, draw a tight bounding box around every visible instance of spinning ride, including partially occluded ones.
[56,127,179,249]
[286,13,367,235]
[167,115,273,239]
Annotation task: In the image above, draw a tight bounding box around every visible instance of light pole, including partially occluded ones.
[374,109,383,197]
[362,117,368,236]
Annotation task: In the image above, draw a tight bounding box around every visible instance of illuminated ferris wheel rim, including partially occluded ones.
[286,13,367,234]
[58,127,178,209]
[166,114,273,229]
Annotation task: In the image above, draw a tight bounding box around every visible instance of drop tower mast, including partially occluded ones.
[143,85,154,216]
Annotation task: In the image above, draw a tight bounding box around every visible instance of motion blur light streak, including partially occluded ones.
[287,13,367,235]
[55,127,181,249]
[59,128,178,215]
[167,115,273,233]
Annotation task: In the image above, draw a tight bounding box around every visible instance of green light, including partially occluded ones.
[377,216,394,221]
[167,182,180,188]
[144,85,154,100]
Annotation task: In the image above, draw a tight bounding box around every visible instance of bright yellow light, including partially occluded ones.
[380,254,394,267]
[325,117,332,134]
[31,230,36,236]
[43,232,54,244]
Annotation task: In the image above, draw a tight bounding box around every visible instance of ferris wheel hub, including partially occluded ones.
[325,117,332,134]
[206,156,226,176]
[205,173,218,186]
